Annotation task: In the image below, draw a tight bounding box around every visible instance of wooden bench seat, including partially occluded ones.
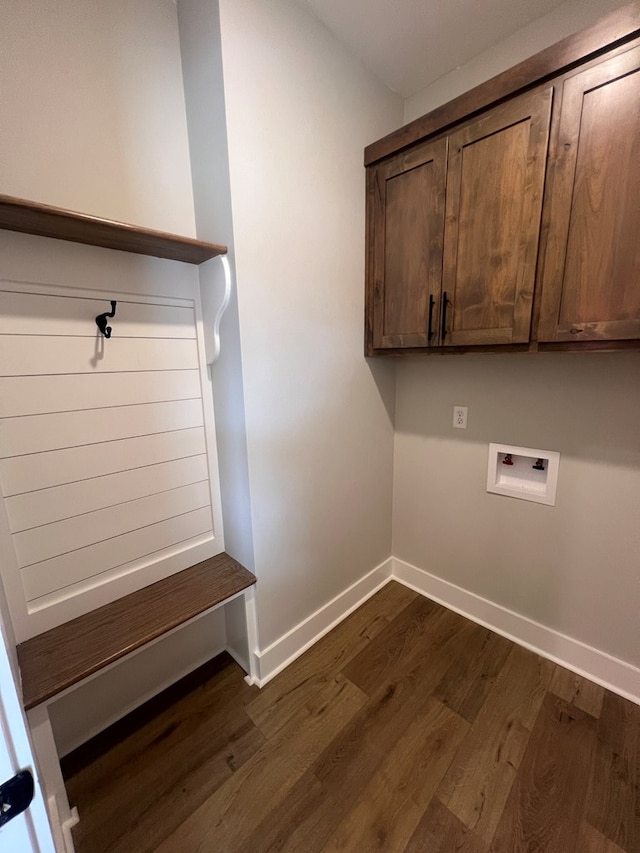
[17,553,256,710]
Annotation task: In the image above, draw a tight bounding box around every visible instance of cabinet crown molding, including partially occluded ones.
[365,1,640,166]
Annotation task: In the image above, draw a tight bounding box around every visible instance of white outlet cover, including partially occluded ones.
[487,443,560,506]
[453,405,468,429]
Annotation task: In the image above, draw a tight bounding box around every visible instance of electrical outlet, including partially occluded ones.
[453,405,468,429]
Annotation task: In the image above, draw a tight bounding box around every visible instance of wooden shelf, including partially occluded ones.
[17,553,256,710]
[0,194,227,264]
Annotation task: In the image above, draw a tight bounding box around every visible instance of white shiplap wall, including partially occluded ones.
[0,277,224,641]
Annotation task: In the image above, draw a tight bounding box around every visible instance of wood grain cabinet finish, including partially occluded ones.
[367,90,551,352]
[365,7,640,356]
[537,45,640,343]
[442,89,552,346]
[368,138,447,349]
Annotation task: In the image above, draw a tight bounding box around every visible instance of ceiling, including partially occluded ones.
[302,0,569,98]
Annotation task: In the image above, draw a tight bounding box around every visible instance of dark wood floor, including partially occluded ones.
[62,582,639,852]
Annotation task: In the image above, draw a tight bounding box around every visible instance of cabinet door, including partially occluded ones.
[369,138,447,350]
[442,88,552,346]
[538,47,640,342]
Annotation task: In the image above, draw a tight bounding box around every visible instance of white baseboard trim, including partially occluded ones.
[61,806,79,853]
[393,557,640,706]
[48,795,75,853]
[252,558,393,687]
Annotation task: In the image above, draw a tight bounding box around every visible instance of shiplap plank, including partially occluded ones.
[22,507,213,602]
[0,370,202,417]
[0,335,198,375]
[0,283,222,635]
[0,428,206,496]
[5,455,209,532]
[0,291,196,338]
[0,399,204,458]
[14,481,211,568]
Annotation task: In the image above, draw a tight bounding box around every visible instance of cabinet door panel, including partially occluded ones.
[443,88,552,346]
[370,138,447,349]
[538,47,640,342]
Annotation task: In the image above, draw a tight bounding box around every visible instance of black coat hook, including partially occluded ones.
[96,301,117,338]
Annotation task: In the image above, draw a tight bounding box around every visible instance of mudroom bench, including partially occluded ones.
[15,553,256,853]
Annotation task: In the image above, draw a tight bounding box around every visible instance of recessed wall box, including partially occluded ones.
[487,443,560,506]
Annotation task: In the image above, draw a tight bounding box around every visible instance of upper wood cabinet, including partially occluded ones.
[537,45,640,343]
[365,6,640,356]
[369,138,446,349]
[367,89,551,352]
[442,89,551,347]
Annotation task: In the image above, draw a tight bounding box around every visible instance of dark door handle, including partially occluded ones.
[441,291,449,342]
[0,770,34,827]
[428,294,435,342]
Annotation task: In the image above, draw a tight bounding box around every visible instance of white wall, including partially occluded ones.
[394,353,640,667]
[1,0,402,744]
[405,0,628,121]
[178,0,255,575]
[0,0,230,751]
[395,0,640,673]
[0,0,196,234]
[214,0,402,648]
[4,0,633,753]
[0,230,231,753]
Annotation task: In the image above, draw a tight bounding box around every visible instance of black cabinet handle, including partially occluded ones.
[441,291,449,342]
[428,294,435,342]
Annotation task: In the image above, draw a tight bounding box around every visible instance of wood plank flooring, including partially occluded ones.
[62,582,640,853]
